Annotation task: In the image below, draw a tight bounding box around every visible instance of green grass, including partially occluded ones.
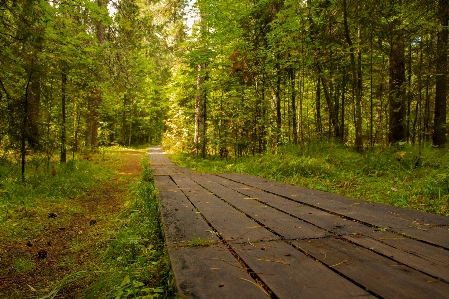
[0,147,176,298]
[13,257,35,273]
[170,141,449,217]
[186,237,213,248]
[0,155,116,243]
[76,156,176,299]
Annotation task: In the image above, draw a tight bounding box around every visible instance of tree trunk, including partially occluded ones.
[433,0,448,147]
[289,68,298,144]
[343,0,363,151]
[194,62,207,157]
[122,93,127,145]
[275,61,282,144]
[22,71,33,182]
[388,2,406,144]
[60,68,67,163]
[316,76,322,134]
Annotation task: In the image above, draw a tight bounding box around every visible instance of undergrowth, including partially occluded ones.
[171,142,449,216]
[0,148,175,298]
[0,153,116,240]
[78,157,175,299]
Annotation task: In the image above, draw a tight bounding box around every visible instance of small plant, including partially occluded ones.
[13,257,35,273]
[186,237,212,247]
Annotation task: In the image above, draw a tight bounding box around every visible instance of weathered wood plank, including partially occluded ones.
[154,175,268,299]
[228,240,374,299]
[345,234,449,282]
[219,174,449,247]
[168,244,268,299]
[293,237,449,299]
[169,175,278,243]
[209,174,449,283]
[155,176,218,246]
[150,147,449,298]
[193,174,328,240]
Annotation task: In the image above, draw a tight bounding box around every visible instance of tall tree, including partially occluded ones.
[388,0,406,143]
[433,0,448,147]
[343,0,363,151]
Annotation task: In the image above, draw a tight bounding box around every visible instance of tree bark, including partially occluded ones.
[316,76,322,134]
[388,2,406,144]
[194,62,207,157]
[433,0,448,147]
[289,68,298,144]
[275,61,282,144]
[343,0,363,151]
[60,67,67,163]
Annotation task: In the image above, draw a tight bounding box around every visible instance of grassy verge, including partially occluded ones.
[0,148,175,298]
[77,157,175,299]
[170,142,449,217]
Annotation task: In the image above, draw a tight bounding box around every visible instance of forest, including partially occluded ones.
[1,0,449,298]
[0,0,448,171]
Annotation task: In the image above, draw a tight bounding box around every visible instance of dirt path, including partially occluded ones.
[150,146,449,299]
[0,150,145,298]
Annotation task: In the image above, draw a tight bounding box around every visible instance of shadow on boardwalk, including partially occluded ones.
[149,146,449,299]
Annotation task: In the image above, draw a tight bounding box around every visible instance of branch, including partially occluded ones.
[0,76,12,99]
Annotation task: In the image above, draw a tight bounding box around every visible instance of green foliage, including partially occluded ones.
[172,142,449,216]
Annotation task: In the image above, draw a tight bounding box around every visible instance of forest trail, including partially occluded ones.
[150,146,449,299]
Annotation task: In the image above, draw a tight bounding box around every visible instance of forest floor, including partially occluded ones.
[0,150,156,298]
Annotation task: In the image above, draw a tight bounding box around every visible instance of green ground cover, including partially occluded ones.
[0,148,175,298]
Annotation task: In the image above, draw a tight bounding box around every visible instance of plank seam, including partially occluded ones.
[218,174,449,251]
[168,175,278,299]
[191,176,385,299]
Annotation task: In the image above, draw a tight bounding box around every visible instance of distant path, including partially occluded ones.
[149,146,449,299]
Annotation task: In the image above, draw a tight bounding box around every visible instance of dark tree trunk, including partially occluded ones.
[27,70,40,149]
[289,68,298,144]
[122,93,127,145]
[343,0,363,151]
[275,62,282,144]
[85,92,100,148]
[22,71,33,182]
[60,68,67,163]
[316,76,322,133]
[433,0,448,147]
[388,4,406,143]
[195,62,207,157]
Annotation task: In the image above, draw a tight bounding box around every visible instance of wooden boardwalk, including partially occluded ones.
[149,146,449,299]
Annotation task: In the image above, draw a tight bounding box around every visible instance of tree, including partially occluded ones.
[388,0,407,143]
[433,0,448,147]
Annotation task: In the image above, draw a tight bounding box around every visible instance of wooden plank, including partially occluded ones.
[228,240,374,299]
[210,175,449,283]
[219,174,449,247]
[345,234,449,282]
[169,175,278,243]
[193,174,329,240]
[168,244,268,299]
[219,173,449,224]
[293,237,449,299]
[154,170,268,298]
[150,148,449,298]
[155,177,218,246]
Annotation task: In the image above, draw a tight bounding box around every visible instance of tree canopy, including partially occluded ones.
[1,0,448,179]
